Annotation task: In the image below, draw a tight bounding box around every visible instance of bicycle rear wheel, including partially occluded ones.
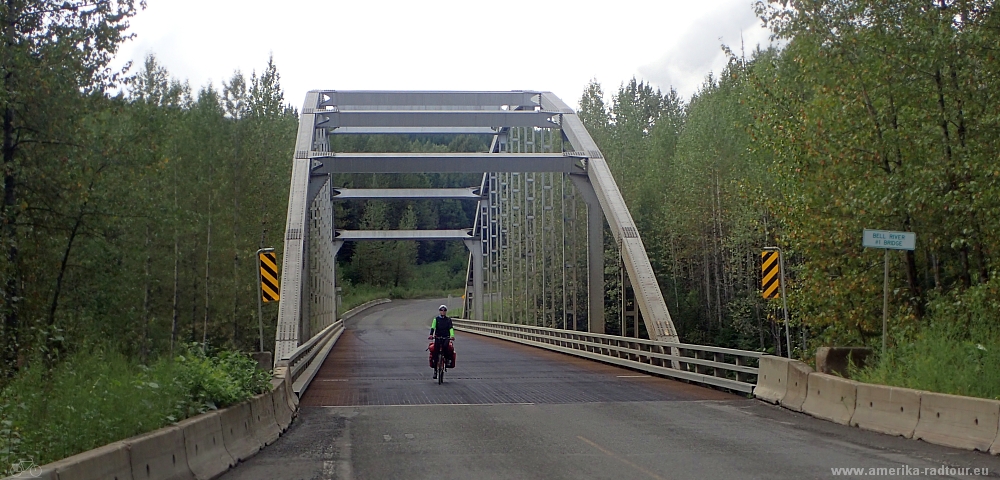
[437,355,445,384]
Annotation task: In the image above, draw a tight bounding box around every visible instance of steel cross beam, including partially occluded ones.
[310,153,585,174]
[335,230,474,241]
[314,90,541,110]
[314,110,560,130]
[332,188,482,200]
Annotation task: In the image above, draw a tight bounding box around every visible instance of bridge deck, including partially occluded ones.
[300,301,727,407]
[223,299,1000,480]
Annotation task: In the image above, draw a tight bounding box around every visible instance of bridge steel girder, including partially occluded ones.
[568,173,607,335]
[276,93,340,364]
[540,93,679,342]
[275,90,679,364]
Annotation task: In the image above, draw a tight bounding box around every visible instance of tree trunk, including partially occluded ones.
[1,105,18,377]
[231,127,242,346]
[141,223,151,362]
[45,202,85,365]
[203,165,213,350]
[170,166,179,355]
[1,0,21,379]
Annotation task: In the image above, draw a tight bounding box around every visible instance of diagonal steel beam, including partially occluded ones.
[541,92,679,343]
[310,153,585,174]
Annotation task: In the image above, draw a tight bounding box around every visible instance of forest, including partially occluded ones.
[582,0,1000,396]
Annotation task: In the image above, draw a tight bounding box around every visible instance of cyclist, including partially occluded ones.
[428,305,455,379]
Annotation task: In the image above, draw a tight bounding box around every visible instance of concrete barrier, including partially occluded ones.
[272,380,295,431]
[126,426,194,480]
[754,355,790,404]
[915,391,1000,451]
[989,420,1000,455]
[851,383,921,438]
[176,411,235,480]
[779,360,813,412]
[219,402,260,461]
[249,392,281,446]
[801,373,858,425]
[272,366,297,412]
[47,441,133,480]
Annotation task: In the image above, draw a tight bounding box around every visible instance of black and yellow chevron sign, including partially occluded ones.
[259,252,280,303]
[761,251,780,299]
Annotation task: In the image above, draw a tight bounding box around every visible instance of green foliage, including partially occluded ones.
[855,280,1000,399]
[0,0,143,377]
[579,0,1000,369]
[582,63,780,352]
[0,345,268,467]
[172,343,272,415]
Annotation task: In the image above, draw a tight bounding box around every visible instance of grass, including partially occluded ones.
[853,323,1000,399]
[853,280,1000,400]
[0,344,270,470]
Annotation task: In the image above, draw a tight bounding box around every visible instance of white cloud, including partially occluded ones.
[637,2,771,99]
[112,0,774,109]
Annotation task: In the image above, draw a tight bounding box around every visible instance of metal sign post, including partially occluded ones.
[862,229,916,357]
[256,247,277,352]
[763,247,792,358]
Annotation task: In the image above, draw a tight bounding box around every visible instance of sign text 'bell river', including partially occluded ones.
[863,229,916,251]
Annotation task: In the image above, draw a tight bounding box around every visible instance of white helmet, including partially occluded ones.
[438,305,448,311]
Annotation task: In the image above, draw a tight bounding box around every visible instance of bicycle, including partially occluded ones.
[429,336,453,384]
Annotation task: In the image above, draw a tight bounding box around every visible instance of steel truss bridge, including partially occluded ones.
[273,90,679,365]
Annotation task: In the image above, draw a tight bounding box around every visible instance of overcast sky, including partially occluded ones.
[112,0,773,110]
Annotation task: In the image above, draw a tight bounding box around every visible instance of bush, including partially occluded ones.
[172,343,272,416]
[0,344,270,469]
[855,280,1000,399]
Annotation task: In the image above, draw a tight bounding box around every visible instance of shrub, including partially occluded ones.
[855,280,1000,399]
[0,344,270,469]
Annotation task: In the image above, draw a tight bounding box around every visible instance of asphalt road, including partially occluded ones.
[220,298,1000,480]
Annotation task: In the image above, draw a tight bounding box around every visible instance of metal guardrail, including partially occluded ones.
[284,320,344,395]
[453,319,761,393]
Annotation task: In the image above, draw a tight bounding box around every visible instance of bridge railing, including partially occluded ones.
[454,319,760,394]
